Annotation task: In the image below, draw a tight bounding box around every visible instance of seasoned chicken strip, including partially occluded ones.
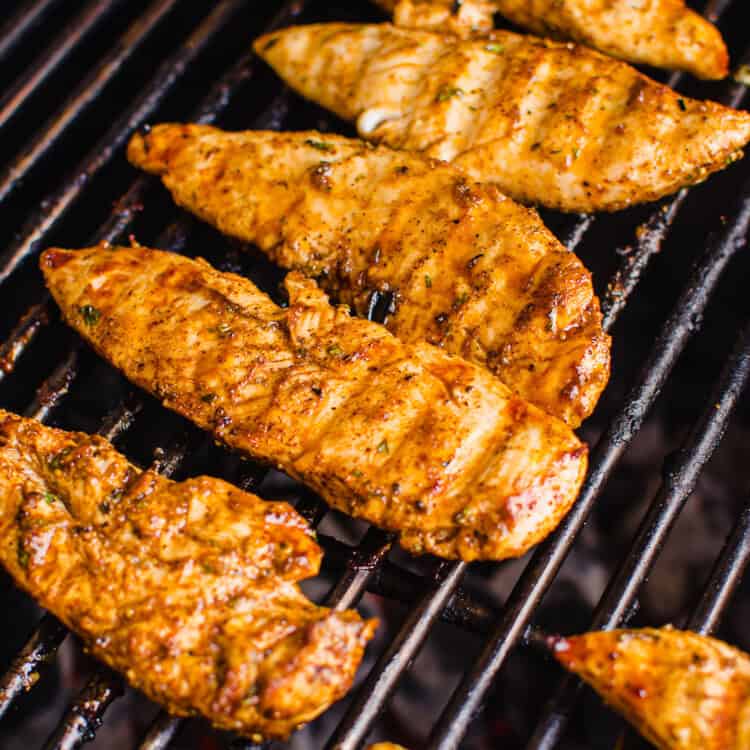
[0,409,375,740]
[254,23,750,212]
[551,627,750,750]
[374,0,728,80]
[128,124,610,427]
[375,0,496,36]
[42,244,587,562]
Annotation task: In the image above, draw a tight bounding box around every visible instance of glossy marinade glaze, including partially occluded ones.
[553,627,750,750]
[42,243,588,562]
[0,409,375,739]
[128,124,610,427]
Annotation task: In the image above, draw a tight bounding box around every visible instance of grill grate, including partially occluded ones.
[1,1,750,749]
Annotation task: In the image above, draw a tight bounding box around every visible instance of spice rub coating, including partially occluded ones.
[0,409,375,739]
[552,627,750,750]
[42,243,587,562]
[128,124,610,427]
[374,0,728,80]
[375,0,496,36]
[255,23,750,212]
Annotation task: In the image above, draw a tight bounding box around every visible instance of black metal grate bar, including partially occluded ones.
[0,0,64,67]
[689,499,750,634]
[526,316,750,749]
[0,0,249,287]
[22,347,81,424]
[327,561,468,750]
[0,613,67,722]
[601,55,750,330]
[0,0,181,205]
[0,302,51,386]
[41,668,124,750]
[426,175,750,750]
[0,0,126,133]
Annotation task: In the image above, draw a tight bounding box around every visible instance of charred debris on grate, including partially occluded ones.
[1,1,750,750]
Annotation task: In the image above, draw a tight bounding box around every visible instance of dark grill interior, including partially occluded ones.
[1,1,750,748]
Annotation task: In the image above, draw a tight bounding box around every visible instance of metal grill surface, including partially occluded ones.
[1,1,750,749]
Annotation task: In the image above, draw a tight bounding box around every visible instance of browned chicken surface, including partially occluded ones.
[375,0,496,36]
[128,124,610,427]
[254,23,750,212]
[0,409,375,739]
[42,243,588,562]
[374,0,728,80]
[552,627,750,750]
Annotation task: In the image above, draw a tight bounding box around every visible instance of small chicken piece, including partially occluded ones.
[254,23,750,212]
[0,409,375,740]
[42,243,588,562]
[375,0,496,36]
[551,627,750,750]
[375,0,728,80]
[128,124,610,427]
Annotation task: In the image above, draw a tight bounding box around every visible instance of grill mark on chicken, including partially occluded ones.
[254,23,750,212]
[0,409,376,739]
[128,124,610,426]
[552,628,750,750]
[42,243,588,562]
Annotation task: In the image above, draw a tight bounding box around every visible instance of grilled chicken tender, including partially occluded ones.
[128,124,610,427]
[0,409,375,739]
[42,243,587,562]
[254,23,750,212]
[375,0,496,36]
[374,0,728,80]
[552,627,750,750]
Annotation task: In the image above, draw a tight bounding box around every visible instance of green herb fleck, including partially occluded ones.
[455,292,470,306]
[79,305,101,326]
[201,392,217,403]
[201,561,216,574]
[572,147,581,160]
[425,274,433,288]
[726,151,741,167]
[305,139,334,152]
[436,86,464,103]
[49,447,73,470]
[263,37,279,51]
[98,501,111,515]
[734,63,750,86]
[485,43,505,54]
[17,542,29,569]
[327,343,344,357]
[210,322,233,338]
[352,469,364,479]
[44,492,57,506]
[677,98,687,112]
[377,439,389,454]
